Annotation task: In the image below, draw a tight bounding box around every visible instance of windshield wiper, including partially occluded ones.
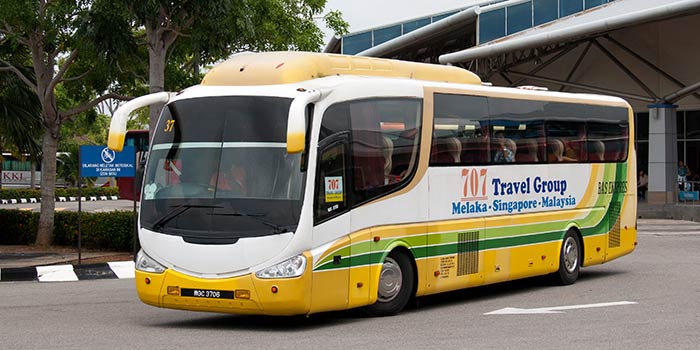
[151,204,223,231]
[213,210,292,234]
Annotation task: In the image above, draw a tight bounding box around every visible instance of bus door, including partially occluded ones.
[311,134,352,312]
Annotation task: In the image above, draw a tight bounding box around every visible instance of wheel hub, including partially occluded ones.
[377,257,402,302]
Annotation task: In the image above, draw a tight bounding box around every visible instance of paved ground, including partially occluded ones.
[0,245,132,269]
[1,219,698,349]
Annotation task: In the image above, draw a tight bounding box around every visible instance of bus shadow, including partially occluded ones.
[149,268,629,330]
[406,268,629,313]
[150,309,365,331]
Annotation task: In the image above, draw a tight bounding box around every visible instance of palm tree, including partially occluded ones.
[56,146,95,188]
[0,68,42,189]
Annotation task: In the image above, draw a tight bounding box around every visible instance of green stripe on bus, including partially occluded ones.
[314,163,630,271]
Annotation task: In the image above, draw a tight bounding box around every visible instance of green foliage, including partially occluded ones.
[0,187,119,200]
[0,57,42,161]
[116,0,348,92]
[55,146,96,187]
[56,85,112,151]
[0,209,38,244]
[0,209,134,251]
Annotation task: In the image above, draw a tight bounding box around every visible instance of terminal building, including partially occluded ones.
[325,0,700,204]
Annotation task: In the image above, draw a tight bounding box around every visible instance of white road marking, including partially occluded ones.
[108,261,135,279]
[484,301,638,315]
[36,265,79,282]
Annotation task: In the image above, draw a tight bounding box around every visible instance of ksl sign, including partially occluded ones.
[80,145,135,178]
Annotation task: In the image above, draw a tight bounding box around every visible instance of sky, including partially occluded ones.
[320,0,480,42]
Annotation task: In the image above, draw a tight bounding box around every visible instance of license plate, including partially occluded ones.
[180,288,235,299]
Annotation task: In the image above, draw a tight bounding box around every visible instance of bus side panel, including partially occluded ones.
[363,224,427,300]
[605,162,637,262]
[310,236,350,314]
[348,231,372,309]
[582,231,608,267]
[423,218,484,295]
[483,216,560,284]
[605,107,638,262]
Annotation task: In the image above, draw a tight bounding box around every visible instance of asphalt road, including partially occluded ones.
[1,219,699,349]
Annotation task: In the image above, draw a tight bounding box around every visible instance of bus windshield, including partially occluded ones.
[140,96,304,243]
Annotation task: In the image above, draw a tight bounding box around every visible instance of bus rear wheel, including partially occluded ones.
[363,250,414,317]
[554,229,581,285]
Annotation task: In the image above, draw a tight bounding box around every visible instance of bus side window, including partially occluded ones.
[348,99,422,204]
[432,94,489,166]
[587,121,629,162]
[546,120,586,162]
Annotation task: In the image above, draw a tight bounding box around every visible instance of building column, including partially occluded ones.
[647,104,678,203]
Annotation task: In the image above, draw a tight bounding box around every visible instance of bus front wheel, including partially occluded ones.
[554,229,581,285]
[363,250,414,317]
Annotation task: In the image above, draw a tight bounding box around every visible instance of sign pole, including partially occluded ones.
[77,149,82,265]
[79,145,136,262]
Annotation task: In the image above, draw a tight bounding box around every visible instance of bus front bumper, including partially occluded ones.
[135,254,313,316]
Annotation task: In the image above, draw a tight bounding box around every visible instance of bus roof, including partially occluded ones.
[201,51,482,86]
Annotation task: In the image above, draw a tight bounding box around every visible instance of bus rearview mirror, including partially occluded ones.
[287,90,321,154]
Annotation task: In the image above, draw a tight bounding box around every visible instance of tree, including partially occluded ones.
[0,64,42,189]
[121,0,348,130]
[0,0,131,246]
[56,145,95,188]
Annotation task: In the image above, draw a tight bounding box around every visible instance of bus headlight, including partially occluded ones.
[255,255,306,279]
[135,250,167,274]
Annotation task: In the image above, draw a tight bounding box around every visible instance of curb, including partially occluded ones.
[1,196,119,205]
[0,261,134,282]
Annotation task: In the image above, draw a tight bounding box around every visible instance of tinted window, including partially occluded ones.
[317,98,422,213]
[546,120,586,162]
[374,25,401,45]
[403,18,431,33]
[587,122,629,162]
[432,94,489,165]
[141,96,304,243]
[534,0,558,26]
[479,9,506,43]
[561,0,583,17]
[153,96,291,144]
[315,140,349,223]
[507,1,533,35]
[343,32,372,55]
[432,93,629,165]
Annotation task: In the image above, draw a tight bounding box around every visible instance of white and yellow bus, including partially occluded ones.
[108,51,636,316]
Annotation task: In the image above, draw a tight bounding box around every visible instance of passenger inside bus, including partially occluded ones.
[516,138,540,163]
[382,136,400,184]
[210,162,247,195]
[548,139,576,162]
[493,132,516,163]
[589,140,605,161]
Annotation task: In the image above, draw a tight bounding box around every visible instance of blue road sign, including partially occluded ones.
[80,145,135,178]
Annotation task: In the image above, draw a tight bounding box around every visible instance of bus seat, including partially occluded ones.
[382,135,394,184]
[445,137,462,163]
[391,128,418,175]
[431,137,462,164]
[461,136,488,164]
[516,139,539,163]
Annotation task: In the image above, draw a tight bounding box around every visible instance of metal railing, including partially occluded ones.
[678,180,700,204]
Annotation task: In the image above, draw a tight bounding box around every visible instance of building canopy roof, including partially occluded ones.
[440,0,700,64]
[328,0,700,66]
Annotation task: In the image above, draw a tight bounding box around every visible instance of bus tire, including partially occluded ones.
[554,229,581,285]
[363,250,415,317]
